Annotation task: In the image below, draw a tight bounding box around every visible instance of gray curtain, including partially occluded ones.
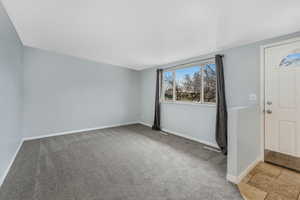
[215,55,228,155]
[152,69,162,131]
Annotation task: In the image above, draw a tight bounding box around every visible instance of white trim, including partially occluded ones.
[23,121,139,141]
[172,71,176,101]
[139,121,152,127]
[259,36,300,161]
[226,174,239,184]
[161,60,217,105]
[162,128,219,149]
[161,101,216,107]
[260,45,266,162]
[163,59,215,72]
[138,121,219,149]
[260,37,300,49]
[0,139,24,187]
[226,157,261,184]
[201,65,204,103]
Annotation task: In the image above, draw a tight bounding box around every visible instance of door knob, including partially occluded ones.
[266,110,272,114]
[266,101,272,105]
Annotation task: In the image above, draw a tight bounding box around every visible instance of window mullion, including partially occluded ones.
[173,71,176,102]
[159,71,163,102]
[201,65,204,104]
[162,62,216,105]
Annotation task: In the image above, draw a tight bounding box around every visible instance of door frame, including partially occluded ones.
[260,37,300,161]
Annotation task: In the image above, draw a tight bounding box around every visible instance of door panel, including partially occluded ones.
[265,40,300,157]
[265,118,278,151]
[279,120,296,156]
[279,71,296,108]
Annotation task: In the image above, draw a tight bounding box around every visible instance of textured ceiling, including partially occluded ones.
[2,0,300,70]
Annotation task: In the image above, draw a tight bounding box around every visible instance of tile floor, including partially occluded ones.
[238,162,300,200]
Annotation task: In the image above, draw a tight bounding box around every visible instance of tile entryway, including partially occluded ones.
[238,162,300,200]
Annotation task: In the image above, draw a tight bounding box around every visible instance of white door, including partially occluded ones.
[265,39,300,157]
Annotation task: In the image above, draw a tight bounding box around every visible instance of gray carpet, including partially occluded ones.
[0,124,242,200]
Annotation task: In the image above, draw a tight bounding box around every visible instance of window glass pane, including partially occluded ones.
[163,71,174,100]
[203,64,216,103]
[279,53,300,67]
[175,66,201,102]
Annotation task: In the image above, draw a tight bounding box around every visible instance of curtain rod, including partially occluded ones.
[161,54,224,71]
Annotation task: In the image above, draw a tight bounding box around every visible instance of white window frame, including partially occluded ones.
[161,59,217,106]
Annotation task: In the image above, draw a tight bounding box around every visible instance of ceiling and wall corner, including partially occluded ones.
[1,0,300,70]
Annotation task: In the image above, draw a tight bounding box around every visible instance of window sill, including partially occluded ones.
[161,101,216,107]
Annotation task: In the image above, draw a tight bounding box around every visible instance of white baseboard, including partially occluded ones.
[226,157,261,184]
[162,128,220,149]
[0,139,24,187]
[139,121,152,127]
[138,121,219,149]
[23,121,139,141]
[226,174,239,184]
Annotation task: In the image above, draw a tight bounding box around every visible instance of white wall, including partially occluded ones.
[227,106,260,182]
[224,32,300,178]
[139,40,264,147]
[22,47,140,138]
[140,68,217,146]
[139,31,300,178]
[1,0,300,185]
[0,1,23,185]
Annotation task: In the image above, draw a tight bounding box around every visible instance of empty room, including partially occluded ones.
[1,0,300,199]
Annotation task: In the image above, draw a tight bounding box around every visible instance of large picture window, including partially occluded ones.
[162,61,216,104]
